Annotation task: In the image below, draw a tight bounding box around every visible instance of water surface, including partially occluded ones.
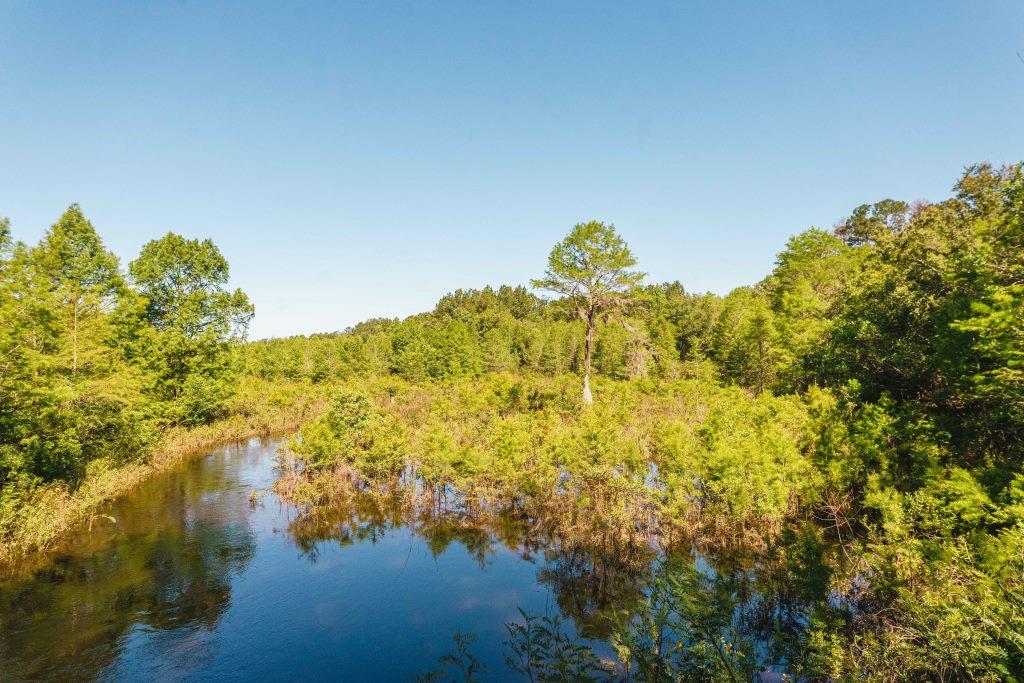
[0,438,612,681]
[1,438,828,681]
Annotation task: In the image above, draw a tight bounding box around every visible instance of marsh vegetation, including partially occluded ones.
[2,162,1023,680]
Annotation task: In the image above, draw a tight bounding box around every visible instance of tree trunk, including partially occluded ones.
[757,338,765,394]
[582,311,594,405]
[72,301,79,375]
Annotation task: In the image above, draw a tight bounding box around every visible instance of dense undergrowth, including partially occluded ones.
[277,374,818,550]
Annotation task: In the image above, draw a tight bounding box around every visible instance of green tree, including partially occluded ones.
[825,164,1022,461]
[0,207,154,488]
[532,221,644,404]
[834,198,910,247]
[0,217,31,495]
[951,166,1024,434]
[31,205,122,376]
[765,228,860,390]
[129,233,254,425]
[712,287,779,392]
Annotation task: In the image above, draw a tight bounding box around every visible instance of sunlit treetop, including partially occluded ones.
[532,220,645,320]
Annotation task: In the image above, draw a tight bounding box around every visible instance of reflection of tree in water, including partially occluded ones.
[285,490,406,562]
[285,487,654,638]
[287,488,837,674]
[287,490,504,567]
[0,452,257,680]
[729,523,837,670]
[622,527,837,676]
[535,541,652,639]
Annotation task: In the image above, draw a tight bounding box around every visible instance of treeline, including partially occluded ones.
[241,282,717,383]
[0,206,252,526]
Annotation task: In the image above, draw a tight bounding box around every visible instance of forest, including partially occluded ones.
[1,162,1023,680]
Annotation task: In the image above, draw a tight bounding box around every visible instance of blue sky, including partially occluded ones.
[1,2,1022,339]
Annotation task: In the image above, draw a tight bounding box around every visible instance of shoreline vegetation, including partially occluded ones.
[273,374,816,554]
[2,162,1024,679]
[0,211,279,571]
[0,377,325,573]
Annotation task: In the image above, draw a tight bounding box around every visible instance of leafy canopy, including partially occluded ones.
[130,232,253,340]
[532,220,645,319]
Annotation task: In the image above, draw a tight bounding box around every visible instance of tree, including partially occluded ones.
[1,207,154,486]
[712,287,779,392]
[532,221,644,404]
[31,205,122,376]
[834,198,910,247]
[765,228,860,390]
[0,216,29,494]
[951,165,1024,438]
[129,233,254,425]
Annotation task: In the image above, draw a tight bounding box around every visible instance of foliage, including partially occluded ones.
[288,386,406,479]
[129,232,254,425]
[504,608,609,682]
[0,206,253,549]
[612,562,758,682]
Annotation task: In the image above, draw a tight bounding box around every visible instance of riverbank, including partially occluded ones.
[0,377,328,570]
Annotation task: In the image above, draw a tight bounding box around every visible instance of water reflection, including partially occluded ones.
[284,484,838,676]
[285,489,656,639]
[0,440,840,680]
[0,443,261,680]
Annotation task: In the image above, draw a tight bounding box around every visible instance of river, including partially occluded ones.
[1,436,823,681]
[0,438,625,681]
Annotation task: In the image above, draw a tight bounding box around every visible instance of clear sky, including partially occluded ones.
[1,2,1022,339]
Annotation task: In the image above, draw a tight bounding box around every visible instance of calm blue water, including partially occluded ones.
[0,438,613,681]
